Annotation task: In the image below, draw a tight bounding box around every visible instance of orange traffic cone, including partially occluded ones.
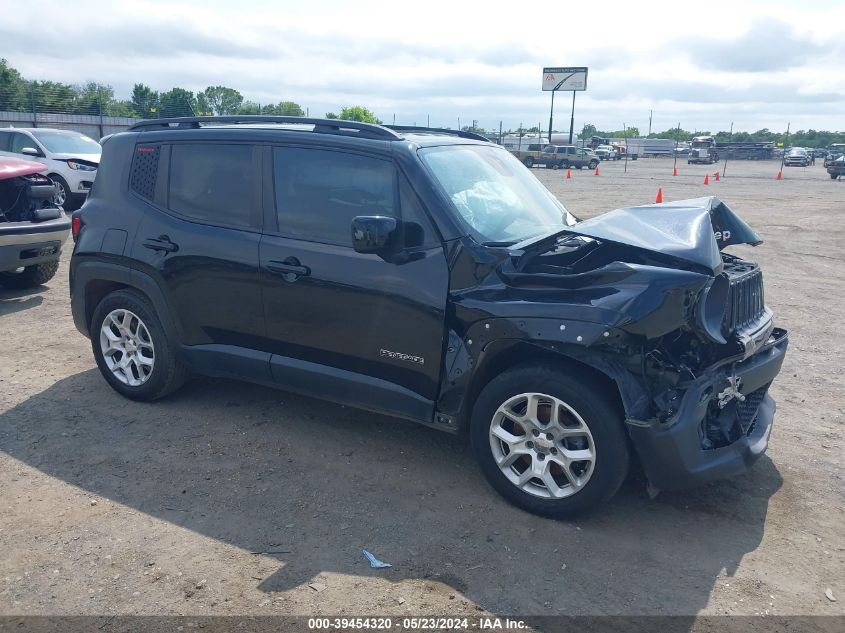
[713,171,720,182]
[566,168,572,179]
[594,166,600,176]
[655,187,663,203]
[703,174,709,185]
[776,171,783,180]
[673,166,678,176]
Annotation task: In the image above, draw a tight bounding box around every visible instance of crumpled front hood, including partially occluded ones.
[0,156,47,180]
[49,152,100,164]
[516,196,762,274]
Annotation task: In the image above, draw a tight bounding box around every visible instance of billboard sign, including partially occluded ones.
[542,67,588,91]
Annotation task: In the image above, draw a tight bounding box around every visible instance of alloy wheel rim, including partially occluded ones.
[489,392,596,499]
[99,309,155,386]
[52,180,66,206]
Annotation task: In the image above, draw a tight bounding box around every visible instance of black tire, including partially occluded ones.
[832,173,839,180]
[523,156,534,168]
[470,364,630,518]
[90,289,189,401]
[588,160,599,170]
[48,174,72,210]
[0,260,59,289]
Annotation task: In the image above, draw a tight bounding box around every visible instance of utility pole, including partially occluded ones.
[648,110,653,137]
[623,123,629,174]
[779,123,790,175]
[723,121,733,177]
[673,121,680,176]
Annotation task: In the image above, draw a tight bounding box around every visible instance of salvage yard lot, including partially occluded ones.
[1,158,843,618]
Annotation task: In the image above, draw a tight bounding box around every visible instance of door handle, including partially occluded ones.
[142,236,179,253]
[267,259,310,281]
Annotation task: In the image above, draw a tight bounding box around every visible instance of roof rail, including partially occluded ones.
[127,116,402,141]
[385,125,492,143]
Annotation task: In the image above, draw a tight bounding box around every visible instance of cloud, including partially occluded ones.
[677,18,827,72]
[1,1,844,133]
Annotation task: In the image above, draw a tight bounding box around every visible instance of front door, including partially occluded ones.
[259,145,449,421]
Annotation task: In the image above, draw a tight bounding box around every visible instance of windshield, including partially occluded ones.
[31,130,101,155]
[419,144,577,244]
[788,149,806,156]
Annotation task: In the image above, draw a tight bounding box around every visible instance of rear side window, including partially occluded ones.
[168,143,257,228]
[0,132,9,152]
[273,147,395,244]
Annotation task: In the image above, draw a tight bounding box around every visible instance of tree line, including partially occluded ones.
[0,59,380,123]
[582,123,845,148]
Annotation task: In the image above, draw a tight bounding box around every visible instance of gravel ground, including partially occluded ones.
[0,157,843,620]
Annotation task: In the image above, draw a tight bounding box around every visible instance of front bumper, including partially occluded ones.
[63,169,97,195]
[0,216,71,272]
[627,327,789,490]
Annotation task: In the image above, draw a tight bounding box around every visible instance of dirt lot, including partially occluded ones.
[1,157,843,621]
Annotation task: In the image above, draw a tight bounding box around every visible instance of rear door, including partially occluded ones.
[128,141,267,376]
[258,144,449,420]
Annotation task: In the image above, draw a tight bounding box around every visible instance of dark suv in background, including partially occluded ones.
[70,116,788,517]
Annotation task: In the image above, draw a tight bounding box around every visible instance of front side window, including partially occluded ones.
[168,143,257,228]
[420,144,577,245]
[273,147,396,244]
[10,133,36,154]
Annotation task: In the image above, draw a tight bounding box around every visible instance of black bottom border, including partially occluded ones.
[0,616,843,633]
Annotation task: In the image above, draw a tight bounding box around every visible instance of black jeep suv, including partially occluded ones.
[70,116,788,517]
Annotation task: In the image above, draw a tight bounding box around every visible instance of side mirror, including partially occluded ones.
[351,216,398,255]
[21,147,41,157]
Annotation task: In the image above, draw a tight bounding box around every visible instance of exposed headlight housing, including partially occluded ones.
[67,160,97,172]
[695,274,729,344]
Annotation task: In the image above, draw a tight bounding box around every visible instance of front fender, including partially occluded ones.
[436,316,652,430]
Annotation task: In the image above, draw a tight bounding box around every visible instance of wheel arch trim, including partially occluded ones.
[71,260,181,344]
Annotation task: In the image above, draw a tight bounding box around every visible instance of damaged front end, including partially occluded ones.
[447,196,788,491]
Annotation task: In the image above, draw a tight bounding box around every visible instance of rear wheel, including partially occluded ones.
[0,261,59,288]
[471,364,630,518]
[90,289,188,401]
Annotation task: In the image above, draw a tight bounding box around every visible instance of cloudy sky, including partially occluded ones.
[1,0,843,133]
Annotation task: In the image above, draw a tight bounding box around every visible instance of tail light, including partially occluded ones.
[71,214,82,241]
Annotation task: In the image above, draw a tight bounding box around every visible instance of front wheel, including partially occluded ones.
[48,174,71,209]
[588,160,599,170]
[90,289,189,401]
[471,364,630,518]
[523,156,534,168]
[0,261,59,289]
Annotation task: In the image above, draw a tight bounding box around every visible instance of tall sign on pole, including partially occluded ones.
[542,67,588,144]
